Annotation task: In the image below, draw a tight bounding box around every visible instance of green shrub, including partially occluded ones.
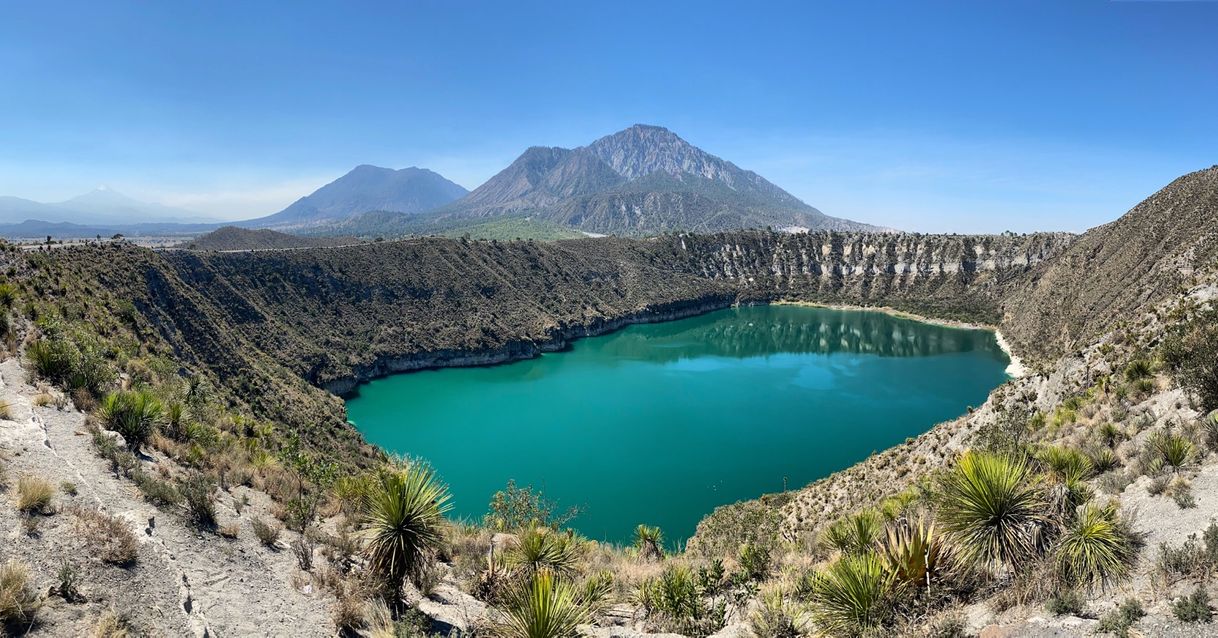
[634,524,664,561]
[484,479,579,531]
[1045,589,1083,616]
[876,513,951,589]
[179,473,216,530]
[1054,502,1138,590]
[1172,587,1213,623]
[806,552,893,636]
[1096,598,1145,637]
[937,451,1047,571]
[823,509,882,556]
[361,461,451,596]
[737,542,772,582]
[251,517,281,548]
[750,589,805,638]
[507,528,583,577]
[1161,310,1218,411]
[1146,432,1194,472]
[97,390,164,455]
[1124,359,1153,382]
[497,569,593,638]
[639,564,726,636]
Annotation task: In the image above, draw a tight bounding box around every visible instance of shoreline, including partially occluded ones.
[772,300,1028,378]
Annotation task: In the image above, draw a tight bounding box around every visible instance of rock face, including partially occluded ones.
[247,165,469,230]
[425,124,877,235]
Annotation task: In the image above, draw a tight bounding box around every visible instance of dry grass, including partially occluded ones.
[72,506,139,566]
[32,393,53,407]
[91,606,131,638]
[251,516,282,548]
[0,400,12,420]
[15,474,54,514]
[0,559,40,629]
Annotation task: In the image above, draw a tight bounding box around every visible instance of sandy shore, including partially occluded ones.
[771,300,1028,378]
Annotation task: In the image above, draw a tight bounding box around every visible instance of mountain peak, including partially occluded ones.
[248,164,468,229]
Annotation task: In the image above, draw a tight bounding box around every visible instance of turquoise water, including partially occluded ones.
[346,305,1010,544]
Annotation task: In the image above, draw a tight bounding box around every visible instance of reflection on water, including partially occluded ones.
[600,306,1004,362]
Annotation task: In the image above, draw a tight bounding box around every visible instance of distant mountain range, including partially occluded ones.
[241,165,468,230]
[0,124,878,239]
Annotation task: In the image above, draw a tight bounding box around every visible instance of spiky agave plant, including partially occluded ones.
[1149,432,1194,471]
[634,524,665,561]
[97,389,164,455]
[1055,501,1138,591]
[807,552,894,635]
[507,527,583,577]
[498,569,592,638]
[823,509,883,556]
[1037,445,1094,484]
[876,513,951,590]
[937,451,1048,572]
[361,461,452,598]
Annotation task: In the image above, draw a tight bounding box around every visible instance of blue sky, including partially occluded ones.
[0,0,1215,232]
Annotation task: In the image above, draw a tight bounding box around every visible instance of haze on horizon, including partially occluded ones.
[1,0,1215,234]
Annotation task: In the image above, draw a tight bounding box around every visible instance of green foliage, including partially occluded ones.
[1086,447,1120,474]
[497,569,592,638]
[98,390,163,454]
[1054,502,1138,590]
[507,528,583,577]
[0,283,17,309]
[1156,522,1218,580]
[1096,598,1145,638]
[1044,589,1083,616]
[1037,445,1094,484]
[937,451,1047,571]
[806,552,894,636]
[179,473,217,529]
[1172,587,1213,623]
[635,563,727,636]
[360,461,452,595]
[1146,431,1194,472]
[824,509,883,556]
[1123,358,1153,382]
[875,514,951,589]
[1161,308,1218,411]
[736,542,772,582]
[750,588,805,638]
[485,480,580,531]
[634,524,664,561]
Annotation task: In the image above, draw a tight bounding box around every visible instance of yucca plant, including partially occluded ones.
[1097,422,1125,448]
[97,390,164,455]
[361,462,452,599]
[807,552,894,636]
[508,527,583,577]
[1148,432,1194,472]
[750,588,806,638]
[634,524,664,561]
[1086,447,1120,474]
[937,451,1048,572]
[1037,445,1094,484]
[876,514,951,589]
[1124,359,1153,382]
[823,509,883,556]
[1055,502,1138,591]
[497,569,591,638]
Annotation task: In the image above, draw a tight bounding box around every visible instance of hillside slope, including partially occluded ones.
[182,226,361,251]
[1002,165,1218,362]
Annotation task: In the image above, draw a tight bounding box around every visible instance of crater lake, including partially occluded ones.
[346,305,1011,543]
